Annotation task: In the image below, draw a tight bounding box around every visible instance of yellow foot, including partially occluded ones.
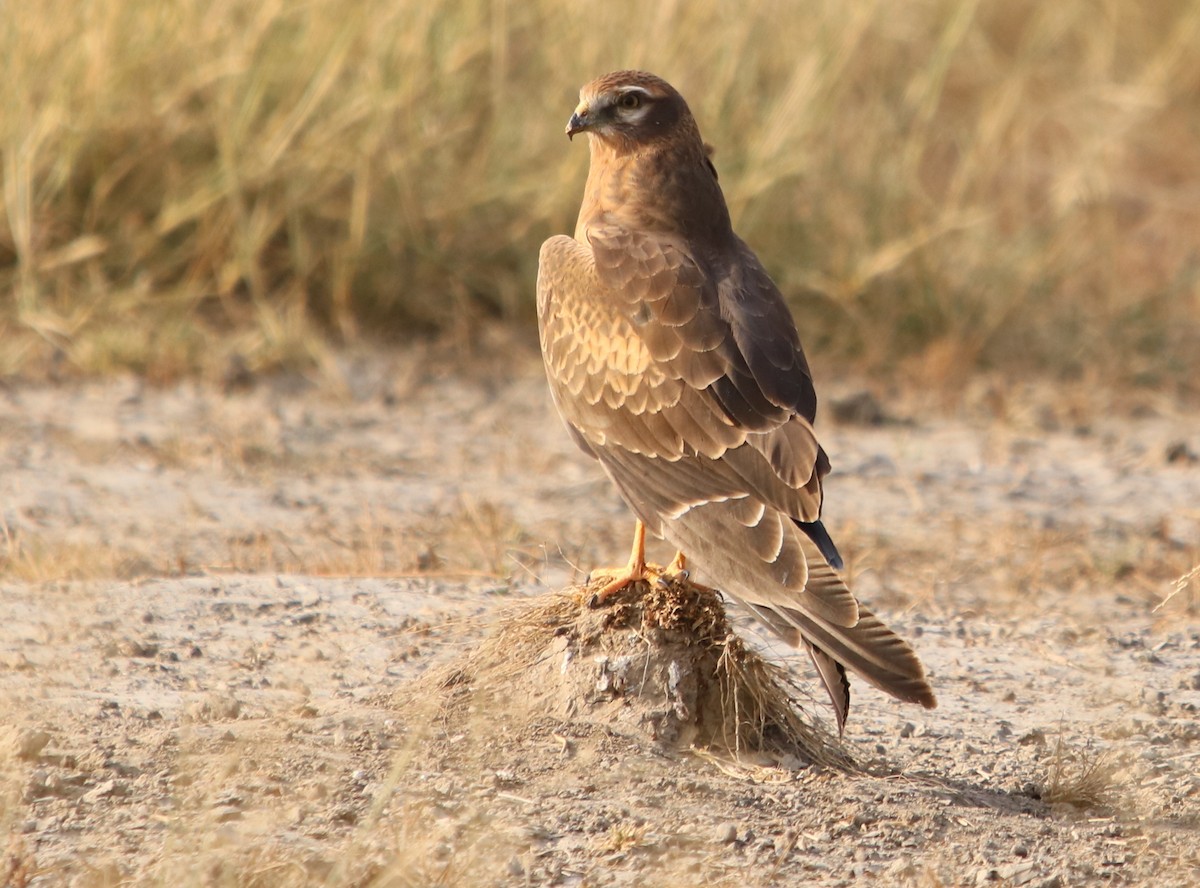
[587,537,717,606]
[586,563,656,605]
[662,550,717,595]
[588,519,651,606]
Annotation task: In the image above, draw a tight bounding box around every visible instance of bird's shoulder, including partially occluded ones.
[538,233,581,268]
[540,223,702,297]
[537,234,587,309]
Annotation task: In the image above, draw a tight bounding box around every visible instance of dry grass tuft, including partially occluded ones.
[594,822,652,855]
[0,522,148,582]
[3,1,1199,389]
[1040,734,1124,811]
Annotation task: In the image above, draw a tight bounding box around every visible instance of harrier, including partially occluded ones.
[537,71,935,730]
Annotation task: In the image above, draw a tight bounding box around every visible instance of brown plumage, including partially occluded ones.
[537,70,936,731]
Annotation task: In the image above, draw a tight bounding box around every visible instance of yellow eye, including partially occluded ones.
[618,92,642,110]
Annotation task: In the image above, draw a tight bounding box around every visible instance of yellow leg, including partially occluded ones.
[588,520,649,604]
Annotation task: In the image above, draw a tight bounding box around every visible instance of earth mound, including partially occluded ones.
[409,573,850,768]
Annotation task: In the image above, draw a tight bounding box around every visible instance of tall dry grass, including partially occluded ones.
[2,0,1198,387]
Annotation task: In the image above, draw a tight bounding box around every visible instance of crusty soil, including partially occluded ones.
[1,347,1198,886]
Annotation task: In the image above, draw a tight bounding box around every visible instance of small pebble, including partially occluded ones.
[81,779,119,804]
[184,694,241,723]
[714,822,738,844]
[4,729,51,761]
[1165,441,1198,464]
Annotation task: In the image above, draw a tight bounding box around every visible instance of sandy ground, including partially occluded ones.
[1,345,1199,886]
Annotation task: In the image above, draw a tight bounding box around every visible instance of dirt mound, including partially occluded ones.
[411,574,850,768]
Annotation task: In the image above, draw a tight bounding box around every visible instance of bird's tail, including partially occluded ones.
[734,535,936,731]
[745,593,936,732]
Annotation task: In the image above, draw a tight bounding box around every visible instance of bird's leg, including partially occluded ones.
[667,550,688,577]
[588,520,650,605]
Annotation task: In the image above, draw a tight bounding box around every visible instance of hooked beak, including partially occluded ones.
[565,104,590,140]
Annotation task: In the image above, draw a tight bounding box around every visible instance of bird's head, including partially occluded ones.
[565,71,699,155]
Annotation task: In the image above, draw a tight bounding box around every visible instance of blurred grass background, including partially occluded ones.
[2,0,1198,390]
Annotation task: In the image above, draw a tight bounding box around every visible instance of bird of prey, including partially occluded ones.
[536,70,936,731]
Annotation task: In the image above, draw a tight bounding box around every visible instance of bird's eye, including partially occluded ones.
[618,92,642,110]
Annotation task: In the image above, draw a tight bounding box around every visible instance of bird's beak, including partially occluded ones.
[565,103,590,140]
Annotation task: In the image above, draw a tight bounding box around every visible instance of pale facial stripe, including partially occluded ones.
[611,86,655,123]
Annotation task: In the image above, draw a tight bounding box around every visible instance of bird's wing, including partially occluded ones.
[539,229,738,463]
[539,227,825,499]
[537,224,832,587]
[537,226,934,719]
[540,223,850,603]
